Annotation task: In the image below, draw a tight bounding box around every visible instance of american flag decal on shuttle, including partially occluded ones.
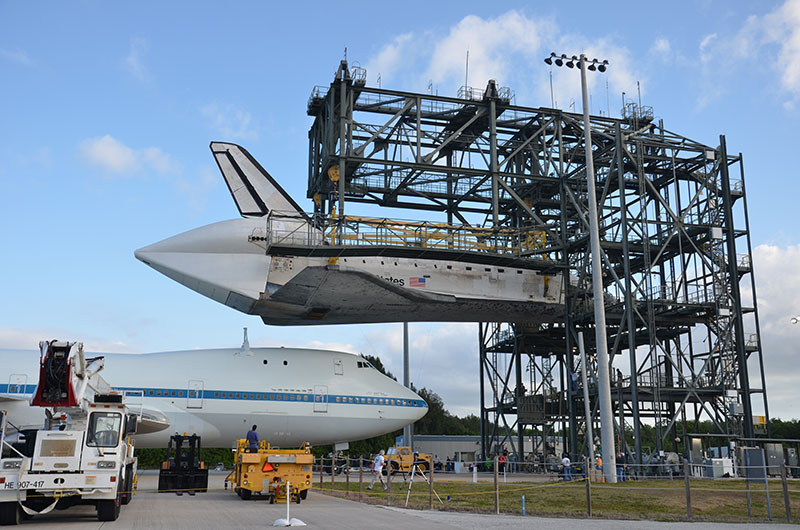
[409,277,426,287]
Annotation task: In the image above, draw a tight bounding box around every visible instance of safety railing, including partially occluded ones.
[259,211,549,258]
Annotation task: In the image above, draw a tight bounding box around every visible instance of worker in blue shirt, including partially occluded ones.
[246,425,259,452]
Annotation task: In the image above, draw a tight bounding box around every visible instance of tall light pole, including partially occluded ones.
[545,52,617,483]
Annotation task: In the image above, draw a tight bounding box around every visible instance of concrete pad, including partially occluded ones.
[10,471,792,529]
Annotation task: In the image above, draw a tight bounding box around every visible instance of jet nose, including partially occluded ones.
[135,218,271,311]
[402,387,428,423]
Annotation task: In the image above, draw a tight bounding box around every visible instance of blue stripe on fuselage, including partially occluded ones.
[0,384,427,409]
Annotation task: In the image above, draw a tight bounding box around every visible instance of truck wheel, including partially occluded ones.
[120,469,132,505]
[299,489,308,500]
[418,462,428,472]
[295,494,301,504]
[0,502,21,525]
[97,498,120,521]
[240,488,252,500]
[269,495,275,504]
[390,462,399,475]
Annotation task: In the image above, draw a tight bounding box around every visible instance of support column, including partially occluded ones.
[403,322,413,448]
[615,123,642,462]
[719,136,753,439]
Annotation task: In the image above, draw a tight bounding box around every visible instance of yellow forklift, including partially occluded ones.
[225,440,313,503]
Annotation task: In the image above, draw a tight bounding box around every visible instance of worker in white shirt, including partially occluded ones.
[367,450,388,490]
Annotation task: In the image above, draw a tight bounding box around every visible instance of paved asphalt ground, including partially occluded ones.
[11,471,793,529]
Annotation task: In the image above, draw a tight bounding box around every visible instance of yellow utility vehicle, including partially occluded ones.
[385,446,432,475]
[224,440,313,504]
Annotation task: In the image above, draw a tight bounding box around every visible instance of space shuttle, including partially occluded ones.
[134,142,565,325]
[0,344,426,449]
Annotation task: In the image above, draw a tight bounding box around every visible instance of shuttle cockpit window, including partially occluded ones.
[86,412,121,448]
[357,359,377,369]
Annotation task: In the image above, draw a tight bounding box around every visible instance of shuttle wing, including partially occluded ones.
[268,265,455,310]
[210,141,308,219]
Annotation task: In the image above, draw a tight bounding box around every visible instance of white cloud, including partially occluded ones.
[0,48,31,65]
[361,323,480,417]
[699,32,718,61]
[367,33,414,86]
[78,135,225,210]
[124,37,150,82]
[364,11,643,116]
[172,167,218,211]
[424,11,546,90]
[761,0,800,95]
[80,135,139,174]
[0,327,137,353]
[651,37,671,57]
[141,146,179,174]
[700,0,800,106]
[201,103,259,141]
[80,135,180,176]
[749,243,800,419]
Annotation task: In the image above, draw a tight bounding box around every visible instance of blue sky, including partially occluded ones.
[2,1,800,419]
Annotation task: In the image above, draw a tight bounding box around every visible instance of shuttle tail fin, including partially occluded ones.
[210,142,308,219]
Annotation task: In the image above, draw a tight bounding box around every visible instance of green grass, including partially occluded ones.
[314,474,800,523]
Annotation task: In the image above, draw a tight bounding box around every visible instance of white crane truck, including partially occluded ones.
[0,340,138,525]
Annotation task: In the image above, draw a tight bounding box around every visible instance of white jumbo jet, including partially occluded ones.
[0,344,427,448]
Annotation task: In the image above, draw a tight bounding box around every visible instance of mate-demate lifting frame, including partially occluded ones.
[305,61,769,464]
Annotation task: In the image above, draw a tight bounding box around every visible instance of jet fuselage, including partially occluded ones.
[0,347,426,448]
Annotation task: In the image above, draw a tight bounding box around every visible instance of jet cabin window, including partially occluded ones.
[86,411,122,448]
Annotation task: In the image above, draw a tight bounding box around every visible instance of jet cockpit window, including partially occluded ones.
[357,359,376,369]
[86,412,122,448]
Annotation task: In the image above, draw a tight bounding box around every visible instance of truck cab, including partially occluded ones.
[385,446,432,474]
[0,340,138,525]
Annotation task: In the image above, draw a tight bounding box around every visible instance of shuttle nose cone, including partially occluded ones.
[135,218,270,312]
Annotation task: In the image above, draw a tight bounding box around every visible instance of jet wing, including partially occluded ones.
[267,265,455,310]
[210,141,308,220]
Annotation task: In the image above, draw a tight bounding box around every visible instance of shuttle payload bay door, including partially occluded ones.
[187,380,204,409]
[314,384,328,413]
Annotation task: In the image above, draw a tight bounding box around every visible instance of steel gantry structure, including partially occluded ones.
[305,61,769,466]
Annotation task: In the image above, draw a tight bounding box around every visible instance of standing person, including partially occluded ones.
[616,452,627,482]
[562,453,572,481]
[498,451,507,473]
[367,450,387,490]
[595,454,604,482]
[246,424,259,452]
